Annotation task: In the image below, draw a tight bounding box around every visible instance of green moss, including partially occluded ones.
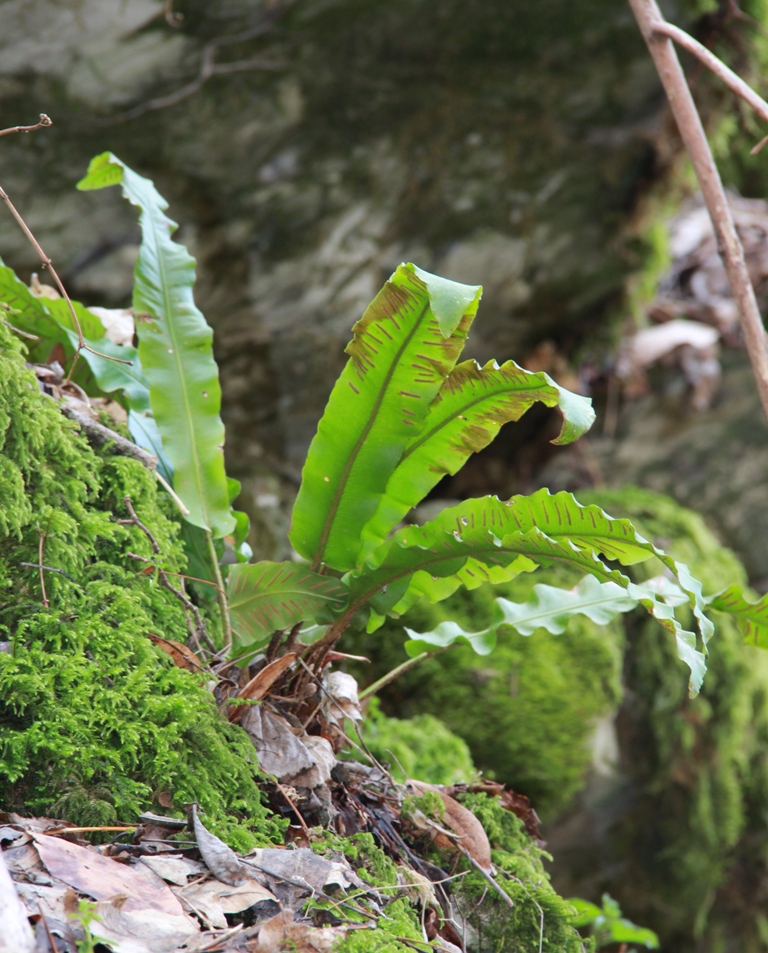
[0,324,284,850]
[350,572,622,819]
[451,793,592,952]
[401,790,446,824]
[314,831,400,889]
[576,486,768,952]
[361,700,477,785]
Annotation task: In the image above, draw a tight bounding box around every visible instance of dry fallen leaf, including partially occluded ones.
[189,803,251,887]
[409,780,492,873]
[243,847,356,895]
[241,706,315,779]
[138,854,205,887]
[147,632,203,672]
[0,845,35,953]
[31,832,189,918]
[322,671,362,728]
[228,654,297,723]
[177,878,276,929]
[88,307,135,347]
[257,910,337,953]
[88,895,199,953]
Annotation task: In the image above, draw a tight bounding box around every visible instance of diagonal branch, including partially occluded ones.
[651,21,768,135]
[628,0,768,424]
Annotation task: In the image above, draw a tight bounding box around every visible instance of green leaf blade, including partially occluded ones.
[227,561,349,649]
[403,576,638,656]
[351,489,711,694]
[360,359,595,555]
[706,583,768,648]
[78,152,234,538]
[289,263,481,571]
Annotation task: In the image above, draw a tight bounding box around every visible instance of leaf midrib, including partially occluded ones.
[311,299,431,570]
[231,586,346,611]
[500,589,633,627]
[344,530,619,629]
[141,192,209,530]
[399,376,553,464]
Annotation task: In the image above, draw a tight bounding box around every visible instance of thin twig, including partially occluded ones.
[0,113,52,137]
[651,21,768,128]
[120,496,214,652]
[2,317,39,340]
[457,848,514,910]
[628,0,768,424]
[0,179,133,379]
[60,403,158,469]
[275,782,313,840]
[19,563,78,584]
[154,469,191,516]
[37,525,49,607]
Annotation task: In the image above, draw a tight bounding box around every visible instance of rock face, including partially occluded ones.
[0,0,672,488]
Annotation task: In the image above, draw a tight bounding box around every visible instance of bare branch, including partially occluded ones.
[0,183,133,377]
[0,114,52,138]
[652,21,768,130]
[628,0,768,424]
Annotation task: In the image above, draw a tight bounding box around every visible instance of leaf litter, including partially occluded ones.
[1,661,547,953]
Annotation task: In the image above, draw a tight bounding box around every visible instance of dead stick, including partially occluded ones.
[628,0,768,424]
[0,176,132,376]
[0,113,52,137]
[60,403,158,469]
[652,21,768,127]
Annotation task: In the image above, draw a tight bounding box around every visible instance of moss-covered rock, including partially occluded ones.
[354,484,768,950]
[0,324,284,850]
[360,700,477,785]
[568,486,768,953]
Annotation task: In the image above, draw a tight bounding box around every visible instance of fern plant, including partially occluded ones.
[224,263,714,694]
[9,150,768,697]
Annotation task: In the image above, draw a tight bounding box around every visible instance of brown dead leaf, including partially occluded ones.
[409,780,492,873]
[88,307,134,347]
[147,632,202,672]
[177,878,276,929]
[31,832,188,918]
[88,895,199,953]
[257,910,337,953]
[0,844,35,953]
[227,654,297,723]
[189,803,251,887]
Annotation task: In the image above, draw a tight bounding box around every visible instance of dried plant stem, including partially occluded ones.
[651,21,768,127]
[204,530,232,653]
[0,183,132,378]
[154,469,191,515]
[628,0,768,424]
[37,525,49,608]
